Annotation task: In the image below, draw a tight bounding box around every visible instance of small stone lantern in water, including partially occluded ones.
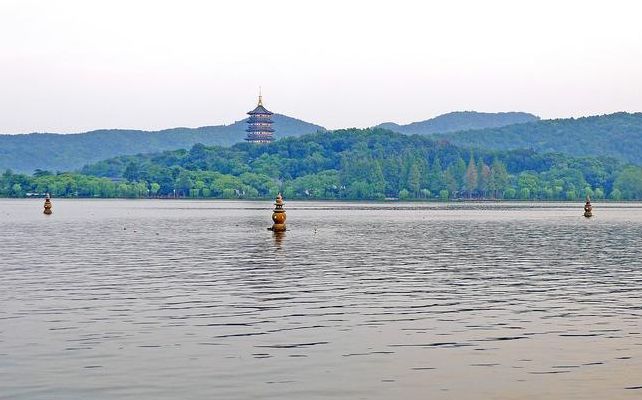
[583,195,593,218]
[43,194,53,215]
[269,193,287,232]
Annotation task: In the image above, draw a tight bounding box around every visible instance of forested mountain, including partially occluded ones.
[3,128,641,200]
[438,112,642,165]
[1,111,534,174]
[0,114,325,173]
[376,111,539,135]
[2,111,641,182]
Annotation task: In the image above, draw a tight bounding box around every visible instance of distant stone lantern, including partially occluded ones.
[269,193,287,232]
[43,194,53,215]
[583,195,593,218]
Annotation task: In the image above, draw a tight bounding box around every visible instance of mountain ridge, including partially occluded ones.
[375,111,539,135]
[2,111,641,174]
[0,111,538,174]
[0,114,325,173]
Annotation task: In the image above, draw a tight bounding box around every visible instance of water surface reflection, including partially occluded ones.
[0,200,641,399]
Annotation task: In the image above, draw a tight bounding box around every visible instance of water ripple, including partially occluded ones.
[1,199,641,399]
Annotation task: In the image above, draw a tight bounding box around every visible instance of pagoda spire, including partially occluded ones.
[258,86,263,106]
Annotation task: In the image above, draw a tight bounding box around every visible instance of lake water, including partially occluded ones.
[1,199,641,399]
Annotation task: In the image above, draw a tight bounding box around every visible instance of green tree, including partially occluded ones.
[614,166,642,199]
[504,187,516,199]
[452,157,467,192]
[443,168,458,196]
[519,187,531,200]
[594,187,605,199]
[464,154,478,197]
[33,169,53,177]
[150,182,161,196]
[517,172,539,199]
[489,159,509,198]
[123,162,141,182]
[407,163,421,197]
[478,160,491,198]
[175,171,194,197]
[428,157,443,193]
[566,190,578,200]
[11,183,23,197]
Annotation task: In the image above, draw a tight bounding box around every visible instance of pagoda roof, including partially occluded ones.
[246,126,275,132]
[247,104,273,115]
[247,115,273,123]
[245,132,274,142]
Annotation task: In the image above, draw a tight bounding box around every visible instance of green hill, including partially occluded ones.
[437,112,642,165]
[0,114,325,173]
[4,128,638,201]
[376,111,539,135]
[0,111,538,174]
[3,111,641,177]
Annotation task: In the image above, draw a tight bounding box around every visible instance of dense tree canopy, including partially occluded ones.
[2,128,641,201]
[438,112,642,165]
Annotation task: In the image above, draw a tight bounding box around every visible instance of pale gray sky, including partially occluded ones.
[1,0,641,133]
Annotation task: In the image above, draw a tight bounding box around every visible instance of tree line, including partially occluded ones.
[1,128,642,200]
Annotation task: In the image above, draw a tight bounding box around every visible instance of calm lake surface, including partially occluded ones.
[1,199,641,399]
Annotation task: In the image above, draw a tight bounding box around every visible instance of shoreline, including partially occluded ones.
[2,197,642,205]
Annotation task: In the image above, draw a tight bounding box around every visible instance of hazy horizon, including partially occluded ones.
[1,0,641,134]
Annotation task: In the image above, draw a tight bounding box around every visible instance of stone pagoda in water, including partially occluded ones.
[245,91,275,144]
[43,193,52,215]
[269,193,287,232]
[584,195,593,218]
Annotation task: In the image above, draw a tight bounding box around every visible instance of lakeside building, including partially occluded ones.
[245,92,275,143]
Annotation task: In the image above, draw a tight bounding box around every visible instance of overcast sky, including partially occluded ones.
[1,0,641,134]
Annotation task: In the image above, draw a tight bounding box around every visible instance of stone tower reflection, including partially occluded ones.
[272,231,285,249]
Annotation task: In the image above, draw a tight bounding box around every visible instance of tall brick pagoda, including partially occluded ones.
[245,91,275,143]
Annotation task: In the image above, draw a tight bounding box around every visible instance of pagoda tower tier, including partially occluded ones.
[245,93,275,143]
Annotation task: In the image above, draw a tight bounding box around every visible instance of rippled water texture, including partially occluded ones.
[1,199,641,399]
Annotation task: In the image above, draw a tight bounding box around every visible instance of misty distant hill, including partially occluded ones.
[3,111,641,174]
[437,112,642,165]
[376,111,539,135]
[0,114,325,173]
